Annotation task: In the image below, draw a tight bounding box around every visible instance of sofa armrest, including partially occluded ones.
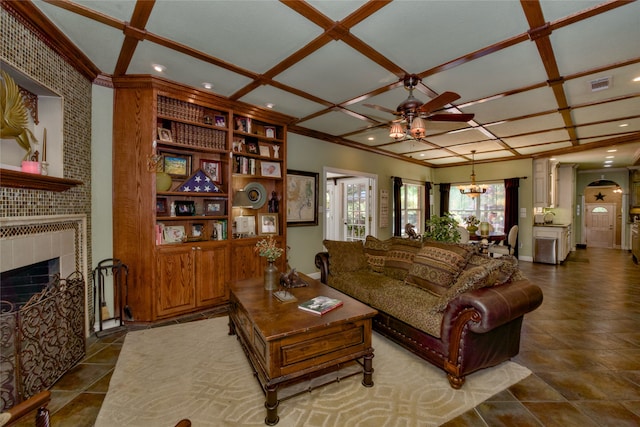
[315,252,330,284]
[442,279,543,336]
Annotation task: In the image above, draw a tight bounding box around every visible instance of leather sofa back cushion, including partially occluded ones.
[323,239,368,273]
[363,235,391,272]
[383,237,423,280]
[404,242,475,296]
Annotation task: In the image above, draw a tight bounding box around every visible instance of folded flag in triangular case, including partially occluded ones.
[178,169,222,193]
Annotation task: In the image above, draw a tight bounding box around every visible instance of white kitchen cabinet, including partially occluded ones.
[533,225,570,263]
[533,158,559,208]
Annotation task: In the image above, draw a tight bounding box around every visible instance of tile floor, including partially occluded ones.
[11,247,640,426]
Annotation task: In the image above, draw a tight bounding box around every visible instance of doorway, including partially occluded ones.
[324,168,377,242]
[582,181,623,249]
[585,203,616,248]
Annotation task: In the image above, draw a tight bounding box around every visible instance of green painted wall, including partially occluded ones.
[286,134,435,273]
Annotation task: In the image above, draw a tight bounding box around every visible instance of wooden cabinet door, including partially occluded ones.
[156,246,196,317]
[195,244,229,306]
[230,241,262,282]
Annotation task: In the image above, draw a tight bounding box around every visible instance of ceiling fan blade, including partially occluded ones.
[418,91,461,114]
[427,113,475,122]
[364,103,399,115]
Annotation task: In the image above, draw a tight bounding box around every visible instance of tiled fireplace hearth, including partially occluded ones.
[0,215,88,409]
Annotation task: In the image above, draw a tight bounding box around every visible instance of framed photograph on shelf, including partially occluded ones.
[245,137,259,154]
[191,223,204,238]
[163,225,186,244]
[286,169,319,227]
[258,213,278,235]
[175,200,196,216]
[264,126,276,138]
[260,161,281,178]
[203,198,226,216]
[162,152,192,178]
[259,145,270,158]
[156,198,168,215]
[157,127,173,142]
[200,159,222,183]
[214,115,226,127]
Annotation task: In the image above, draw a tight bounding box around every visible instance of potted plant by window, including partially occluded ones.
[464,215,480,233]
[423,213,461,243]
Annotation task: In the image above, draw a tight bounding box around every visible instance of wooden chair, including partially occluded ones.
[0,390,191,427]
[1,390,51,427]
[457,226,470,243]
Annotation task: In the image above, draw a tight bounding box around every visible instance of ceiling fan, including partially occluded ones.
[364,74,474,141]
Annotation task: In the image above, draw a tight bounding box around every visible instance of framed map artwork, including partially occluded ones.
[286,169,318,226]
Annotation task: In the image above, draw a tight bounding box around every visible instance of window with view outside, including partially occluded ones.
[400,183,423,236]
[345,182,368,242]
[449,183,506,234]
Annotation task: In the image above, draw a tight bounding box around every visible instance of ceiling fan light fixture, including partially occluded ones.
[410,117,426,138]
[390,122,405,139]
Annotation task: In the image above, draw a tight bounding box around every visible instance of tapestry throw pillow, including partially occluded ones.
[433,257,519,312]
[323,239,368,274]
[383,237,423,280]
[404,241,475,296]
[363,235,391,273]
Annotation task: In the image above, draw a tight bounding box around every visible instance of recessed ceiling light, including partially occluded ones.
[367,137,374,141]
[420,153,425,157]
[619,123,629,127]
[604,164,612,168]
[605,155,615,159]
[604,160,613,164]
[265,103,275,109]
[607,149,617,153]
[152,64,166,73]
[202,82,213,90]
[550,157,557,161]
[633,76,640,82]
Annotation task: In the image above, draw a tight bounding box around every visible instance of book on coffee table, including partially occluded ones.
[298,296,343,315]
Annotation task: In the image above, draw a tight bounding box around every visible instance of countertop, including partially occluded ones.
[533,223,570,228]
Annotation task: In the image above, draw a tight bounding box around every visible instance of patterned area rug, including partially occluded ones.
[95,317,530,427]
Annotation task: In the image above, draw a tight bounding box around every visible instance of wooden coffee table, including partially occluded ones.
[228,274,377,425]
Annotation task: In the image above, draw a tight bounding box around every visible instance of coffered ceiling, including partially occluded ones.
[8,0,640,170]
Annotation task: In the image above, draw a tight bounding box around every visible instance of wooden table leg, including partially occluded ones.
[362,351,374,387]
[264,383,279,425]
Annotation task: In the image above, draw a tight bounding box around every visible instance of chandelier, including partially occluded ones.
[459,150,487,198]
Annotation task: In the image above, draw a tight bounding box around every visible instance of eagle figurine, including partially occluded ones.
[1,70,38,160]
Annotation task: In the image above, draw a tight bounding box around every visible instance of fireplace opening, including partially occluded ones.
[1,258,60,307]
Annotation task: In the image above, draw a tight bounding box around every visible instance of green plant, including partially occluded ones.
[423,213,461,243]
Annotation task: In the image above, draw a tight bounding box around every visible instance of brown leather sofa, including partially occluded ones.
[315,237,543,389]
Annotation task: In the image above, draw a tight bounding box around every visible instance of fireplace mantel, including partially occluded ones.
[0,169,83,192]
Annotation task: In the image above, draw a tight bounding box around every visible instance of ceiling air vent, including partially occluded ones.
[589,76,611,92]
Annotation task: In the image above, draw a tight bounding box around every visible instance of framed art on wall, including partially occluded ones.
[286,169,319,226]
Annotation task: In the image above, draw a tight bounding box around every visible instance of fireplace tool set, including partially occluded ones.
[92,258,130,336]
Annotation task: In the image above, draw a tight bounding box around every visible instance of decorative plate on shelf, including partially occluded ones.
[244,182,267,209]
